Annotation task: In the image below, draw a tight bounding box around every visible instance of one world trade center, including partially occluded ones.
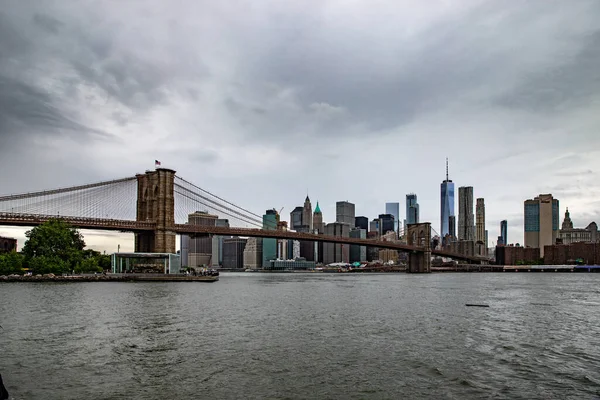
[440,158,455,237]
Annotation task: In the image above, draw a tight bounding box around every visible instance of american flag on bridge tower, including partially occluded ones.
[155,160,161,167]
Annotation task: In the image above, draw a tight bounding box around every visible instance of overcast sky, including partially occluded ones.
[1,0,599,252]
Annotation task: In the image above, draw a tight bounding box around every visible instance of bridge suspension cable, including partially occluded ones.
[0,177,138,220]
[173,184,263,228]
[174,176,263,219]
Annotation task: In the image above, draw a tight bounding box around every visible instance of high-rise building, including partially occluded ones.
[302,196,313,231]
[500,220,508,246]
[405,194,419,227]
[312,202,324,233]
[475,198,486,256]
[378,214,395,236]
[262,209,279,268]
[370,219,380,234]
[323,222,350,264]
[440,158,455,237]
[187,211,217,267]
[349,228,367,262]
[243,237,263,269]
[449,216,456,239]
[290,207,303,230]
[476,198,486,244]
[524,194,559,256]
[355,216,369,231]
[385,202,400,233]
[180,234,189,267]
[336,201,355,227]
[223,237,247,269]
[458,186,475,241]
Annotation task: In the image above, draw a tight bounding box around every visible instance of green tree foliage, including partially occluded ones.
[0,251,25,275]
[18,219,112,275]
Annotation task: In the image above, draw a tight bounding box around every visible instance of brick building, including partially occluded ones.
[0,236,17,253]
[544,242,600,265]
[495,245,540,265]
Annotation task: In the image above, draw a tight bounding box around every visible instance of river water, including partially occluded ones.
[1,273,599,399]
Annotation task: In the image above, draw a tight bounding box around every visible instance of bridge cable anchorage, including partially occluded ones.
[174,187,263,228]
[174,176,263,219]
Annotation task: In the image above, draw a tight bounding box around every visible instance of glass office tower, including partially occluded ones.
[440,159,455,237]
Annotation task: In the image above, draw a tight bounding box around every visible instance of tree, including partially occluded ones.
[22,219,86,274]
[0,252,25,275]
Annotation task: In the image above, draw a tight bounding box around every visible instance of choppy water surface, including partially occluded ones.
[1,273,600,399]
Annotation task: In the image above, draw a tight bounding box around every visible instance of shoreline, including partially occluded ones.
[0,274,219,283]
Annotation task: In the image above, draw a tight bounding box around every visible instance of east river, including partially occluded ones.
[1,273,599,399]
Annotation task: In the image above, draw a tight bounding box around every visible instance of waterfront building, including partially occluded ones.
[267,258,316,271]
[440,158,455,237]
[223,237,247,269]
[355,216,369,231]
[458,186,475,241]
[187,211,218,267]
[211,218,230,267]
[350,228,367,262]
[378,214,395,236]
[302,196,313,231]
[262,209,279,268]
[558,208,598,244]
[524,194,559,256]
[379,249,399,264]
[243,237,263,269]
[290,206,304,230]
[476,198,486,256]
[323,222,350,264]
[405,194,419,226]
[336,201,355,227]
[501,220,508,246]
[180,234,189,267]
[313,201,324,233]
[385,202,400,234]
[0,236,17,253]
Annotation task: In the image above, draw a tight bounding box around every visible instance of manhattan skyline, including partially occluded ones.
[1,1,599,252]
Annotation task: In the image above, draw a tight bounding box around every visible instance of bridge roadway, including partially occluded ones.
[0,213,485,263]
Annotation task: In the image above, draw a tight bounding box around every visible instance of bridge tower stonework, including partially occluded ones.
[135,168,176,254]
[406,222,431,273]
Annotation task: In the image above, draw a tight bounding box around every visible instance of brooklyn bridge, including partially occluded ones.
[0,168,486,272]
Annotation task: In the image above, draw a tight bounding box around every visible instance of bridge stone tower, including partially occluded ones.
[135,168,176,254]
[406,222,431,273]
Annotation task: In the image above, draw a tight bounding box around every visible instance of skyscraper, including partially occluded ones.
[500,220,508,246]
[458,186,475,241]
[378,214,395,236]
[476,198,485,242]
[440,158,455,237]
[476,198,486,256]
[262,209,279,268]
[323,222,350,264]
[312,202,324,233]
[449,216,456,239]
[385,202,400,233]
[336,201,355,227]
[302,196,313,231]
[355,216,369,231]
[290,206,303,230]
[187,211,217,267]
[524,194,559,256]
[405,194,419,226]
